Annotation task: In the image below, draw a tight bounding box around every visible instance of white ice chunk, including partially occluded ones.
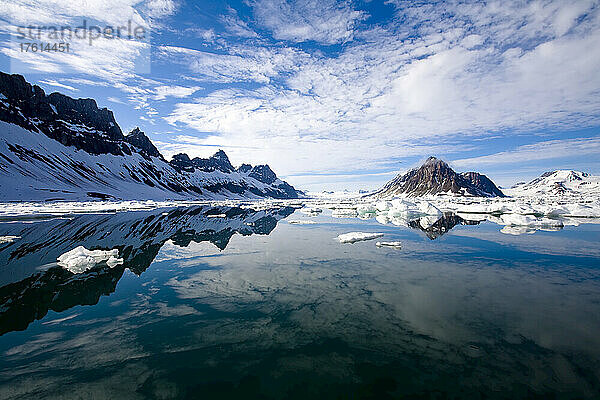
[300,207,322,214]
[0,235,19,243]
[375,201,391,211]
[331,208,358,218]
[207,214,227,218]
[417,201,442,216]
[357,204,377,214]
[337,232,384,244]
[57,246,123,274]
[376,241,402,248]
[288,220,317,224]
[500,226,537,235]
[419,215,441,229]
[500,214,563,227]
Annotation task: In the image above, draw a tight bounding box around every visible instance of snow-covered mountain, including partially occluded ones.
[506,170,600,198]
[0,72,301,201]
[374,157,505,198]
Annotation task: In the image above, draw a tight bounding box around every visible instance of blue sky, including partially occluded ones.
[0,0,599,191]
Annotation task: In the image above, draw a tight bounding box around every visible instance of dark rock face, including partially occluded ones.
[237,163,252,173]
[0,71,127,156]
[125,127,163,159]
[461,172,505,197]
[169,150,236,174]
[249,164,277,184]
[191,149,235,173]
[169,153,195,173]
[376,157,504,198]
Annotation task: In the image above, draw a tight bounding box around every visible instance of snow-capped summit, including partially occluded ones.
[507,170,600,197]
[374,156,505,198]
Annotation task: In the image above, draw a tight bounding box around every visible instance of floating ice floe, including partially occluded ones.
[331,208,358,218]
[417,201,442,217]
[0,235,20,243]
[500,226,538,236]
[375,241,402,248]
[357,204,377,215]
[337,232,384,244]
[300,207,322,215]
[57,246,123,274]
[489,214,564,227]
[288,220,317,224]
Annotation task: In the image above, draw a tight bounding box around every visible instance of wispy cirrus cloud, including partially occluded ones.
[2,0,599,190]
[160,0,600,186]
[38,79,79,92]
[0,0,177,81]
[451,137,600,168]
[250,0,367,44]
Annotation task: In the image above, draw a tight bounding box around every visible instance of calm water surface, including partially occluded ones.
[0,205,599,399]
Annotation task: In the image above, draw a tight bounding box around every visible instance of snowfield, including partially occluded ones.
[0,121,300,202]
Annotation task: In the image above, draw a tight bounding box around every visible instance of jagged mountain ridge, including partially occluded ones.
[0,72,301,201]
[506,170,600,197]
[375,157,505,198]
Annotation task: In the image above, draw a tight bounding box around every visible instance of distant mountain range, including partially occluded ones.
[506,170,600,197]
[0,72,302,201]
[374,156,505,198]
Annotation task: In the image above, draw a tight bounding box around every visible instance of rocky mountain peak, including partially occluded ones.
[125,127,163,159]
[170,153,195,172]
[0,71,127,155]
[210,149,234,172]
[461,171,505,197]
[190,150,235,173]
[237,163,252,173]
[249,164,277,184]
[375,156,504,198]
[424,156,446,165]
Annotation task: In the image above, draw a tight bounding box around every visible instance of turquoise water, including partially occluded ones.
[0,205,599,399]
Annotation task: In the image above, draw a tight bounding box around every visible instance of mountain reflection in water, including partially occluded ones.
[0,205,294,335]
[0,205,598,399]
[407,211,481,240]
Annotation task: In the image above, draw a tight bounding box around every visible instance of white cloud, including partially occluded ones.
[107,96,126,104]
[37,79,79,92]
[250,0,366,44]
[152,85,201,100]
[159,44,306,83]
[221,6,259,38]
[163,0,600,183]
[0,0,176,81]
[451,137,600,168]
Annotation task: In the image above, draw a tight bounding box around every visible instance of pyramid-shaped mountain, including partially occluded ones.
[375,157,505,198]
